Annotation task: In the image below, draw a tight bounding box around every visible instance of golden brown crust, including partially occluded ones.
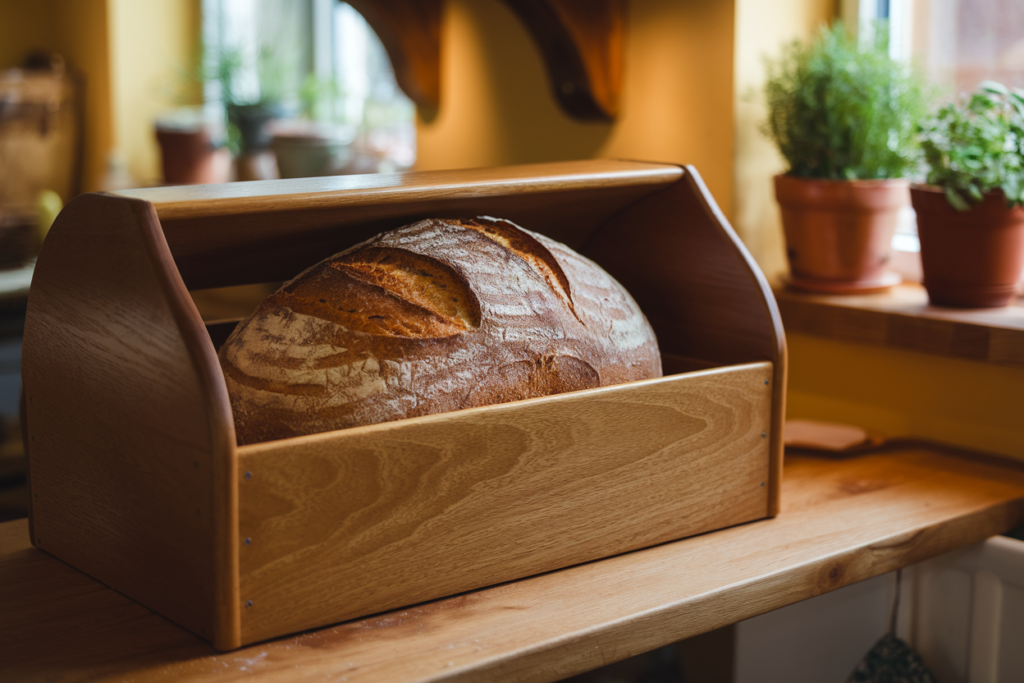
[461,217,579,321]
[219,217,661,445]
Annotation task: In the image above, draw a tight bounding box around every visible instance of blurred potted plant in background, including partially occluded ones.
[154,106,231,185]
[353,93,417,174]
[763,22,930,292]
[914,81,1024,307]
[152,40,231,186]
[270,75,355,179]
[205,42,295,180]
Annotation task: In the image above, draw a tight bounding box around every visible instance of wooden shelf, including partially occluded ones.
[3,445,1024,682]
[775,282,1024,367]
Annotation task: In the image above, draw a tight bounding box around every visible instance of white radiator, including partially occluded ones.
[733,535,1024,683]
[910,535,1024,683]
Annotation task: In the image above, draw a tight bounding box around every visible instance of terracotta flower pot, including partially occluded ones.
[911,186,1024,308]
[155,127,231,186]
[775,175,908,292]
[270,121,354,179]
[228,103,287,153]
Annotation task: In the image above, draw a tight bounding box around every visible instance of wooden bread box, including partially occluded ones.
[21,160,787,651]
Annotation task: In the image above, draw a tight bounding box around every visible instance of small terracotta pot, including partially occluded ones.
[775,175,908,291]
[271,122,353,179]
[911,186,1024,308]
[155,128,231,185]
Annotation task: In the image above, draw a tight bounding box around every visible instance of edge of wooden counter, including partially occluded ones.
[3,445,1024,683]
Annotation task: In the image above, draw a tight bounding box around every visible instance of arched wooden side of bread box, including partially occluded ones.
[22,160,786,650]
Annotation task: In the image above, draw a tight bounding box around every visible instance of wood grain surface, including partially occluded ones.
[20,194,240,648]
[582,167,788,515]
[775,282,1024,367]
[114,161,682,291]
[3,447,1024,682]
[236,362,773,644]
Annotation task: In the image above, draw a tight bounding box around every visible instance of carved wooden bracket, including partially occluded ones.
[345,0,625,122]
[346,0,442,117]
[501,0,626,121]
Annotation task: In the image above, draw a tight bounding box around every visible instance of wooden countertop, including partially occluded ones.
[3,446,1024,683]
[774,282,1024,367]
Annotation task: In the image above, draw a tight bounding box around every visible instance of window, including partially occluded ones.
[843,0,1024,92]
[201,0,415,175]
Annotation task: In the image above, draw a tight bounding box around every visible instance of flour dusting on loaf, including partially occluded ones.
[219,217,661,444]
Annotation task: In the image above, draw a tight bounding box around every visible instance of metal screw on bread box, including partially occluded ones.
[246,600,253,608]
[245,471,252,480]
[762,432,767,438]
[245,537,251,545]
[764,379,769,385]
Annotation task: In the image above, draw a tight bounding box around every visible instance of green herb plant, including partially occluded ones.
[918,81,1024,211]
[299,75,347,123]
[763,22,929,181]
[208,44,293,109]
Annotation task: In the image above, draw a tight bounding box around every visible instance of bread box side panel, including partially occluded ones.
[582,167,787,515]
[21,194,242,648]
[235,361,773,645]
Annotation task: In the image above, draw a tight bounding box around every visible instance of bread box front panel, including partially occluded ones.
[236,362,773,643]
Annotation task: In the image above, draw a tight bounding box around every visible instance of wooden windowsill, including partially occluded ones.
[3,444,1024,682]
[774,282,1024,367]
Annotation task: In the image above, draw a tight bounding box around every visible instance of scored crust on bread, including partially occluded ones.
[219,216,661,445]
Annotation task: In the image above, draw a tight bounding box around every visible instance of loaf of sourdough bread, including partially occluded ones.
[219,216,661,445]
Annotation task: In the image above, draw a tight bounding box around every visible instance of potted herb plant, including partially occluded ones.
[763,22,929,292]
[270,76,354,179]
[203,43,295,180]
[914,81,1024,308]
[154,106,231,185]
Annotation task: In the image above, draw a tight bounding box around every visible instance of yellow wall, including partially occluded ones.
[788,333,1024,459]
[108,0,202,187]
[0,0,112,195]
[416,0,736,219]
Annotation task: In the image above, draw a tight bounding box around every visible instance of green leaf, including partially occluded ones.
[920,80,1024,215]
[980,80,1009,95]
[945,186,971,211]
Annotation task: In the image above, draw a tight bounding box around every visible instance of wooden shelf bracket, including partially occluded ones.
[502,0,626,121]
[346,0,443,117]
[345,0,625,121]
